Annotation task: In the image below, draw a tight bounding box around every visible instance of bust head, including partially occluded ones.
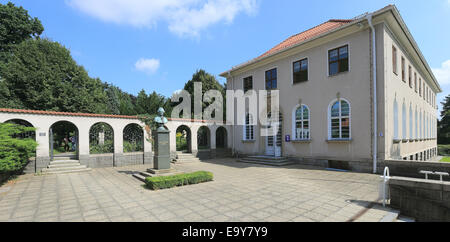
[157,107,165,117]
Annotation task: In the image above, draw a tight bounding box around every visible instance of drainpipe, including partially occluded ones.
[367,14,377,174]
[228,71,235,156]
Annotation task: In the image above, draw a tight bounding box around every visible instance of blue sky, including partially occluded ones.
[6,0,450,115]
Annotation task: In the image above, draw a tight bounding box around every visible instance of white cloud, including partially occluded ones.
[432,60,450,86]
[67,0,259,37]
[135,58,160,74]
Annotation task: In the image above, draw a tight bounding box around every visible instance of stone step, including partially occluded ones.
[53,156,77,161]
[48,163,82,168]
[49,160,80,165]
[395,216,415,222]
[247,156,288,161]
[42,165,88,172]
[175,159,201,163]
[238,159,296,167]
[42,168,92,175]
[379,209,401,222]
[132,173,147,182]
[241,157,289,163]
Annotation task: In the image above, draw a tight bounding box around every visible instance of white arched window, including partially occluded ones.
[329,99,351,140]
[409,105,413,140]
[293,105,310,140]
[402,102,406,140]
[394,100,399,140]
[244,113,254,141]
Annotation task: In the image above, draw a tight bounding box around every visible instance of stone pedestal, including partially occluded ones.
[153,129,171,170]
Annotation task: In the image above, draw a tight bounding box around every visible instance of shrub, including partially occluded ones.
[90,140,114,154]
[145,171,213,190]
[0,123,37,173]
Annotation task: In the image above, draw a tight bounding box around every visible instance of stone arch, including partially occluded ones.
[197,126,211,150]
[176,125,192,153]
[49,120,79,160]
[123,123,144,153]
[216,126,228,149]
[89,122,114,154]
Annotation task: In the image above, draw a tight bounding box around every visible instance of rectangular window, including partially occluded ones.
[243,76,253,93]
[392,46,398,75]
[414,73,417,93]
[419,78,422,96]
[293,58,308,84]
[328,45,349,76]
[245,114,254,140]
[265,68,277,90]
[423,83,426,100]
[401,57,405,82]
[408,66,412,88]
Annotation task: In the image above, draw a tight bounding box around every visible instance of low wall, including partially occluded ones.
[292,157,450,181]
[379,160,450,181]
[80,154,114,168]
[389,176,450,222]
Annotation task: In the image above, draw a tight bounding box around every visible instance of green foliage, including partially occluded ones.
[0,2,43,53]
[123,140,143,153]
[438,144,450,156]
[176,133,188,151]
[441,157,450,162]
[0,38,109,113]
[0,123,37,173]
[145,171,213,190]
[90,140,114,154]
[438,94,450,144]
[182,69,225,119]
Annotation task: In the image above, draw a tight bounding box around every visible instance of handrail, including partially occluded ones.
[380,167,391,207]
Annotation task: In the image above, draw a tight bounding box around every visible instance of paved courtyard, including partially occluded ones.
[0,159,393,222]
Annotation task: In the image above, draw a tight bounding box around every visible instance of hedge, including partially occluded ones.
[145,171,213,190]
[0,123,37,174]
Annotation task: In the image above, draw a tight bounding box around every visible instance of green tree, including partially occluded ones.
[0,38,108,113]
[0,2,44,53]
[438,94,450,144]
[183,69,225,120]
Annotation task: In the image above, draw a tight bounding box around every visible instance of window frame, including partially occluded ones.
[243,76,253,93]
[419,78,422,97]
[328,44,350,76]
[328,98,351,140]
[408,65,412,88]
[265,68,278,90]
[243,113,255,141]
[414,73,417,93]
[392,46,398,75]
[292,58,309,84]
[292,104,311,141]
[401,57,406,82]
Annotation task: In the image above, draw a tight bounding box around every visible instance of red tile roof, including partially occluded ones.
[0,108,140,119]
[257,19,354,60]
[221,19,354,76]
[0,108,223,123]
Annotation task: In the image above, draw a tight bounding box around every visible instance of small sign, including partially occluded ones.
[285,135,291,142]
[39,132,46,137]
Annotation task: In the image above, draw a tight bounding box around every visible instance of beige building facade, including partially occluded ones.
[221,5,442,171]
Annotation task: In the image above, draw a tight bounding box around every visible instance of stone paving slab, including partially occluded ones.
[0,159,394,222]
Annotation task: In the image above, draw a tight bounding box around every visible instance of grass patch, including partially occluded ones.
[441,157,450,162]
[145,171,213,190]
